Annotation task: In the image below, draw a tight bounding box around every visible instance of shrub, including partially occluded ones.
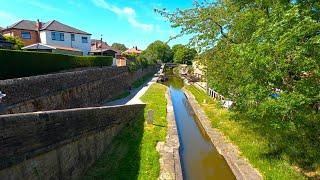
[0,50,113,79]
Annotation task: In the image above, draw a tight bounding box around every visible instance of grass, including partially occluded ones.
[185,85,306,180]
[83,83,167,180]
[132,73,154,88]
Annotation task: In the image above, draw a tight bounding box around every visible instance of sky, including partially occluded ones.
[0,0,195,49]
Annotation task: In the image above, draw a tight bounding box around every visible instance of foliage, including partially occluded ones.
[4,35,24,50]
[122,52,139,61]
[185,85,305,180]
[84,83,168,180]
[0,49,113,79]
[159,0,320,175]
[140,40,173,63]
[172,44,197,65]
[111,43,128,52]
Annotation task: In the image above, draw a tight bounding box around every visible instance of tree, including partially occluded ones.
[141,40,173,63]
[172,45,197,65]
[111,43,127,52]
[172,44,185,54]
[158,0,320,170]
[4,36,24,50]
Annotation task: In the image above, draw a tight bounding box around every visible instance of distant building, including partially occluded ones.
[89,39,120,58]
[3,20,91,55]
[124,46,142,55]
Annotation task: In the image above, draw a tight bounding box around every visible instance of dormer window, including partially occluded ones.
[21,31,31,39]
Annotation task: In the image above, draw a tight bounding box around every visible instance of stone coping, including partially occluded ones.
[157,89,183,180]
[183,88,263,180]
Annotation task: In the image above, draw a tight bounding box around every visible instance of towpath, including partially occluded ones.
[104,76,158,106]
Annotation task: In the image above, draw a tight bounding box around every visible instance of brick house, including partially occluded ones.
[2,20,91,55]
[2,20,40,46]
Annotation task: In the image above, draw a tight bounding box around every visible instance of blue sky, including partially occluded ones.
[0,0,194,49]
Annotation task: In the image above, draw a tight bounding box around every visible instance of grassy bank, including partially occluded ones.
[132,73,154,88]
[185,85,305,180]
[84,83,167,180]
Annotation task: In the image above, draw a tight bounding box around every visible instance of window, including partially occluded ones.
[21,31,31,39]
[71,34,75,41]
[60,33,64,41]
[51,32,64,41]
[51,32,56,40]
[82,37,88,43]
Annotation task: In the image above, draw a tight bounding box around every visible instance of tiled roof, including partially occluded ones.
[22,43,82,52]
[5,20,91,35]
[125,47,142,54]
[6,20,39,31]
[41,20,91,35]
[91,39,120,54]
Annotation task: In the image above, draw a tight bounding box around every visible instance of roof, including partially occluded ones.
[42,20,91,35]
[91,39,120,54]
[4,20,91,35]
[6,20,39,31]
[90,49,118,53]
[124,47,142,54]
[0,27,3,31]
[22,43,82,52]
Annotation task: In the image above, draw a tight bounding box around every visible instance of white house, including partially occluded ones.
[18,20,91,55]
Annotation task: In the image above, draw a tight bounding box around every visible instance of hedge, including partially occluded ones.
[0,50,113,80]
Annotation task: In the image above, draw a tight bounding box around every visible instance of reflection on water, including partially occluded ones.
[164,68,235,180]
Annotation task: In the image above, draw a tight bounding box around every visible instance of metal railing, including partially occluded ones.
[207,88,233,109]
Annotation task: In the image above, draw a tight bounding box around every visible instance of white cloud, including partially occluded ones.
[0,11,18,21]
[27,0,66,14]
[92,0,154,32]
[0,11,19,26]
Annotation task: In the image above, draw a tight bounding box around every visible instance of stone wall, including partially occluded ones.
[0,104,145,180]
[0,66,157,114]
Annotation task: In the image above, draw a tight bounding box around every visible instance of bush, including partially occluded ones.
[0,50,113,79]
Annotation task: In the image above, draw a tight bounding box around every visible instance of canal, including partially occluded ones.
[163,68,235,180]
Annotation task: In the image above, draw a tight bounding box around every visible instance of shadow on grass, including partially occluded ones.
[83,111,145,180]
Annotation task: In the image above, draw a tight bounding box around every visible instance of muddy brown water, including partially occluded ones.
[163,69,235,180]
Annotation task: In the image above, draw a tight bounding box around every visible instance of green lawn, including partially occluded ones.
[84,83,167,180]
[185,85,306,180]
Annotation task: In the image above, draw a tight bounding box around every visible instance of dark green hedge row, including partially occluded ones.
[0,50,113,80]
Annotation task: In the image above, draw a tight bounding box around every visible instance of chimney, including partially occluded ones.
[135,46,138,50]
[36,19,42,43]
[36,19,42,30]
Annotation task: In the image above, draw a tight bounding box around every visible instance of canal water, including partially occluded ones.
[163,69,235,180]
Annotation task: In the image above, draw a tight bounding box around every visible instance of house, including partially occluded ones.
[90,39,128,66]
[0,34,14,49]
[89,39,120,58]
[124,46,142,55]
[3,20,91,55]
[2,20,40,46]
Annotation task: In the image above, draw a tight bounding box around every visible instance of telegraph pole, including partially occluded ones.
[100,34,103,56]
